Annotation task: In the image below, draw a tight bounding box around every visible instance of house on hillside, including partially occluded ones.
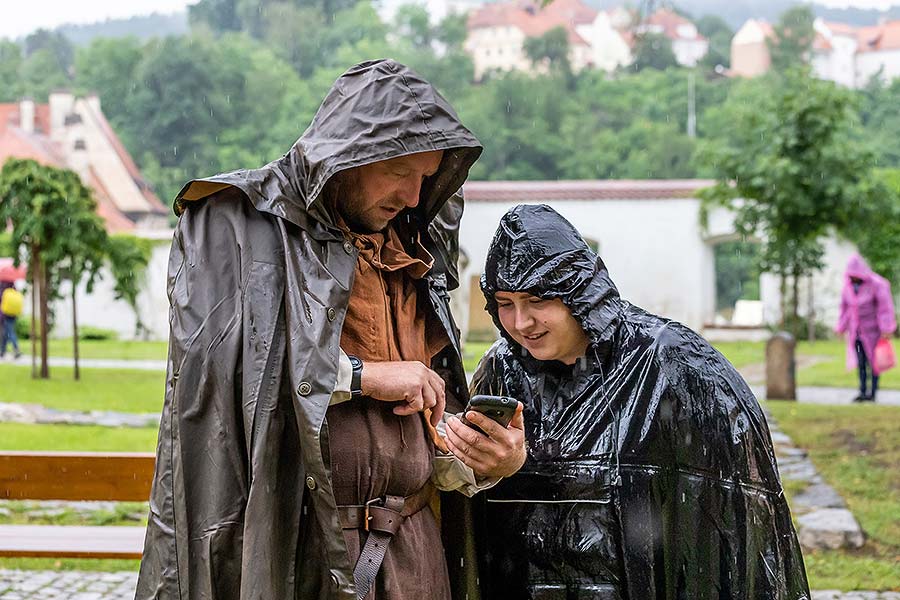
[464,0,631,79]
[731,17,900,87]
[0,92,168,232]
[1,92,172,341]
[637,8,709,67]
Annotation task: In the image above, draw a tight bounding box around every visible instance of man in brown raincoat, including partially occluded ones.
[136,59,526,599]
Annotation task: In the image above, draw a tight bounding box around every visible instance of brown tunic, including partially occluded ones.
[327,225,450,600]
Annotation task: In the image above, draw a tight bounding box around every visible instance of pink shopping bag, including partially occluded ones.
[874,338,897,374]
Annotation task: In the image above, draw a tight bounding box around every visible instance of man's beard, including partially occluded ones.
[322,169,385,234]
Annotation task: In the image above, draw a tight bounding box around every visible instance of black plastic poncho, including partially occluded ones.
[470,204,809,599]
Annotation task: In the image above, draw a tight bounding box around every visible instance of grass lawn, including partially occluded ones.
[0,423,158,451]
[15,338,167,361]
[766,401,900,591]
[0,557,142,572]
[0,365,164,413]
[464,338,900,390]
[26,338,169,361]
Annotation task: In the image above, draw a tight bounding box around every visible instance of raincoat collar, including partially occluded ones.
[174,59,483,238]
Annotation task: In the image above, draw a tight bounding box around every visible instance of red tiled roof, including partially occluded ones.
[814,32,833,51]
[87,167,136,233]
[824,21,859,37]
[645,8,706,42]
[857,20,900,53]
[468,0,595,47]
[463,179,716,202]
[83,101,166,213]
[0,127,64,169]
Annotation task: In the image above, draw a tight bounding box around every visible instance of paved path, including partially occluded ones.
[4,356,166,371]
[1,569,897,599]
[750,385,900,406]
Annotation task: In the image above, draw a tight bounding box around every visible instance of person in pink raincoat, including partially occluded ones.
[835,254,897,402]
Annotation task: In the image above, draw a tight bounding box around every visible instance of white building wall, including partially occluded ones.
[51,235,173,341]
[673,38,708,67]
[466,26,529,79]
[576,15,631,72]
[458,199,713,332]
[856,48,900,86]
[458,199,856,341]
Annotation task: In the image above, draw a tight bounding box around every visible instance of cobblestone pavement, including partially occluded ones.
[1,569,898,599]
[0,570,137,599]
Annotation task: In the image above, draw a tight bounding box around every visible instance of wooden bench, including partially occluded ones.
[0,451,154,559]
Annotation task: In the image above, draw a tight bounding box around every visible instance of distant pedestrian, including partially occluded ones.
[0,282,24,359]
[835,254,897,402]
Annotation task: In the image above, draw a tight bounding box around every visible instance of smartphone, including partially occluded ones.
[460,395,517,435]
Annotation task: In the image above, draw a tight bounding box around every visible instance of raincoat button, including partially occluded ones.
[297,381,312,396]
[305,476,316,490]
[342,241,354,255]
[326,307,336,322]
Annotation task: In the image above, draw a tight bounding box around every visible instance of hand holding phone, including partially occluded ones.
[460,394,517,435]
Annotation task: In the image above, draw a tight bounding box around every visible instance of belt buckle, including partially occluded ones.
[364,497,384,532]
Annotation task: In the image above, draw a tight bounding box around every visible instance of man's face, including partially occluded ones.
[494,291,589,365]
[337,150,444,233]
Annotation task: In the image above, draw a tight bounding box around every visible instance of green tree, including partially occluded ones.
[630,32,679,72]
[20,48,71,99]
[700,70,877,334]
[696,15,732,71]
[843,169,900,288]
[523,26,572,80]
[395,4,433,50]
[768,5,815,71]
[189,0,242,32]
[0,159,150,378]
[0,41,23,102]
[107,235,154,338]
[74,37,143,125]
[435,12,468,49]
[857,76,900,169]
[24,29,74,74]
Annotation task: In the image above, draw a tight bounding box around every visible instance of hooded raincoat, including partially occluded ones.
[835,254,896,375]
[135,59,482,600]
[470,205,809,600]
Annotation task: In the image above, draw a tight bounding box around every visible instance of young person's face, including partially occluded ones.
[494,291,589,365]
[335,150,444,233]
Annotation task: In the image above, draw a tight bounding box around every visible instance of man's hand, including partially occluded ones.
[361,361,445,426]
[445,403,526,479]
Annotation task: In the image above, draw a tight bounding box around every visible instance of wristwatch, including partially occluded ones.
[348,355,364,398]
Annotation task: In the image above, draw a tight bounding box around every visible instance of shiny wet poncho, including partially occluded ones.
[470,205,810,599]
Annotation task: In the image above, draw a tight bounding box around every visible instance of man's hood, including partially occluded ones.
[174,59,482,234]
[480,204,623,360]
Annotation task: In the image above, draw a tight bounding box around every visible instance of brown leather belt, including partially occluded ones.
[337,482,434,600]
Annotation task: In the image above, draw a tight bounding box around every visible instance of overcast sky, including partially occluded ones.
[1,0,898,40]
[0,0,196,40]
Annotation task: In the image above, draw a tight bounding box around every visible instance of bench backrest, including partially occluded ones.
[0,452,155,502]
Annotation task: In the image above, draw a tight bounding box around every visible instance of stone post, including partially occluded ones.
[766,332,796,400]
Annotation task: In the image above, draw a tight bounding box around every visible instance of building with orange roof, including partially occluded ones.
[637,8,709,67]
[464,0,631,79]
[0,92,168,233]
[731,17,900,88]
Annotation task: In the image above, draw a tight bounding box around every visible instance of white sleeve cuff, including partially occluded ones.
[331,348,353,406]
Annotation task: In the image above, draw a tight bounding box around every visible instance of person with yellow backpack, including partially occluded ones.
[0,281,23,359]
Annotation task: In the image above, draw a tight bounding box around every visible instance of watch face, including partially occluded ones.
[349,356,363,370]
